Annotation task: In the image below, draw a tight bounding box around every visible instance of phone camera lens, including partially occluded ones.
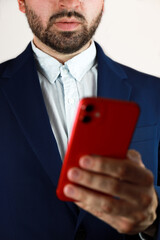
[82,116,91,123]
[86,104,94,112]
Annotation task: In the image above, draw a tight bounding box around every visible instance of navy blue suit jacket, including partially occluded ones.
[0,42,160,240]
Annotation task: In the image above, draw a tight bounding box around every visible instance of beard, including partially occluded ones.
[25,5,103,54]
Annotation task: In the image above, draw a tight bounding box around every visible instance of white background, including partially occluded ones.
[0,0,160,77]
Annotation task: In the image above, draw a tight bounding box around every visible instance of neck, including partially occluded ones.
[33,36,92,64]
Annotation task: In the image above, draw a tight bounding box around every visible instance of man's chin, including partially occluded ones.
[46,45,84,54]
[44,40,88,54]
[42,35,89,54]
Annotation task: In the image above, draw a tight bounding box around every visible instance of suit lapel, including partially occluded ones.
[96,42,132,100]
[1,45,63,187]
[1,44,79,217]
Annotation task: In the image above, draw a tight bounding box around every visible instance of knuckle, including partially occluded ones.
[118,222,134,234]
[109,179,120,194]
[117,164,128,179]
[83,204,93,213]
[138,212,146,222]
[101,200,113,214]
[92,209,104,218]
[85,174,94,186]
[99,161,107,173]
[97,178,107,190]
[95,156,104,171]
[146,171,154,185]
[147,212,156,224]
[151,211,157,223]
[140,193,152,208]
[133,211,146,222]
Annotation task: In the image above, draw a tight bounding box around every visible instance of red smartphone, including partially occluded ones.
[56,97,140,201]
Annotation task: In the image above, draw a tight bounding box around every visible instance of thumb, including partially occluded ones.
[126,149,145,168]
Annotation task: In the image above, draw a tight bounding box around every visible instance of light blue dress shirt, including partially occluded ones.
[32,41,97,160]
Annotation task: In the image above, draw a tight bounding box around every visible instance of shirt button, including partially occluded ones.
[60,66,69,77]
[68,98,75,104]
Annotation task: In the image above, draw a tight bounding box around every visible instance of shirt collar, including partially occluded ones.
[65,41,97,82]
[31,41,97,84]
[31,42,61,84]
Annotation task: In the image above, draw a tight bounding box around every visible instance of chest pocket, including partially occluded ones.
[129,125,158,184]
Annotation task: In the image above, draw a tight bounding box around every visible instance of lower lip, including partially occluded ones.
[55,22,80,31]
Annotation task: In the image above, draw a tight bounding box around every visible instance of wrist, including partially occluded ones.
[139,203,159,240]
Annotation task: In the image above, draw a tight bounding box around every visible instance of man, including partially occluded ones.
[0,0,159,239]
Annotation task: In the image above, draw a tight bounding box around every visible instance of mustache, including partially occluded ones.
[49,10,86,23]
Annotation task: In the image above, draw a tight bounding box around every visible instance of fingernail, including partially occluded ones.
[79,156,92,168]
[64,185,75,197]
[68,168,80,181]
[127,150,141,163]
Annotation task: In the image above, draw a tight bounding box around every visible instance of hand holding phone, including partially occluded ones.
[56,97,140,201]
